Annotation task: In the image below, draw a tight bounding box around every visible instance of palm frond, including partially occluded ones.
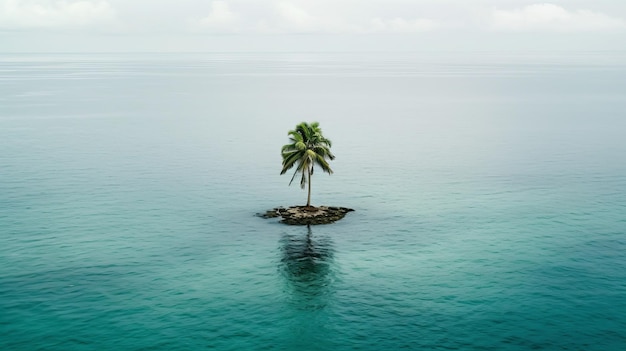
[315,154,333,174]
[281,150,304,174]
[289,163,301,185]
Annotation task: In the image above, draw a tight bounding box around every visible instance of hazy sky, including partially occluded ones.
[1,0,625,52]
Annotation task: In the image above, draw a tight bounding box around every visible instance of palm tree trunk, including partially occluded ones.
[306,166,312,207]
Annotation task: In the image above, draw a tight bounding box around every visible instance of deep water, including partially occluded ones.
[1,52,626,350]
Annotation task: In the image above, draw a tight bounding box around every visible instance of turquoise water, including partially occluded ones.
[1,52,626,350]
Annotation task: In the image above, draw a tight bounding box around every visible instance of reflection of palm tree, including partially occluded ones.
[279,225,335,308]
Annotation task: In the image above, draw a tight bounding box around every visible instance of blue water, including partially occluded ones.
[1,52,626,350]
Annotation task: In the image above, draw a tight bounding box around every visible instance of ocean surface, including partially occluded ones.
[1,51,625,350]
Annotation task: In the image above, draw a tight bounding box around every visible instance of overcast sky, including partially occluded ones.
[1,0,625,52]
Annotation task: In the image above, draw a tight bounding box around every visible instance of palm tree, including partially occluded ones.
[281,122,335,208]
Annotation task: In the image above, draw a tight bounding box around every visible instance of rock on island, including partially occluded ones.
[259,206,354,225]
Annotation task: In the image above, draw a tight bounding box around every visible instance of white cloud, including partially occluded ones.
[192,0,240,33]
[0,0,116,29]
[369,17,440,33]
[187,1,625,35]
[268,1,357,34]
[268,1,444,34]
[191,1,443,34]
[491,3,626,32]
[274,2,314,31]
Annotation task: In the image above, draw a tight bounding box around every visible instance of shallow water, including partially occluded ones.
[1,52,626,350]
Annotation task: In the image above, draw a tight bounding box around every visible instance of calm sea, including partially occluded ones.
[1,52,625,350]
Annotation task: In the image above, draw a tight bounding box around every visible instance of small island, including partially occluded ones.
[260,206,354,225]
[261,122,353,225]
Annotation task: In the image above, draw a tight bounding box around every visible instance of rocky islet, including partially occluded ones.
[259,206,354,225]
